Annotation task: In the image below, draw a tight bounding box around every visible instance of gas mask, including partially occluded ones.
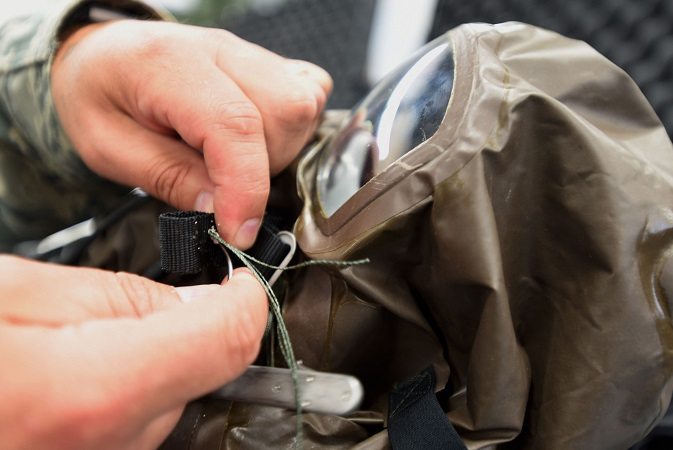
[24,22,673,450]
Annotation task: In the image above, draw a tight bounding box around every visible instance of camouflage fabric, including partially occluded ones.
[0,0,167,252]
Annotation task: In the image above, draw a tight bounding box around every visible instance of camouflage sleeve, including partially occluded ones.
[0,0,170,251]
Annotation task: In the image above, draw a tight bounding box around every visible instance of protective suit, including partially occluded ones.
[25,22,673,449]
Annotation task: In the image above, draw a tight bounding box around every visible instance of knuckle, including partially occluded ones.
[95,270,160,318]
[276,91,319,128]
[148,159,194,207]
[112,272,157,317]
[211,100,264,138]
[227,164,270,199]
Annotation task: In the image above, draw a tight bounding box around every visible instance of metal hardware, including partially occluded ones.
[211,365,364,415]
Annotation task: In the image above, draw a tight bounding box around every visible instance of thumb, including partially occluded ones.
[38,270,269,422]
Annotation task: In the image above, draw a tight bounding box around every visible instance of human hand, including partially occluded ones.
[51,20,332,249]
[0,256,267,450]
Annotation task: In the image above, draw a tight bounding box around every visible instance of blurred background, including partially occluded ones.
[1,1,672,447]
[1,0,671,138]
[208,0,673,138]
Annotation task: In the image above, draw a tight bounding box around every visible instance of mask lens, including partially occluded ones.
[317,35,455,216]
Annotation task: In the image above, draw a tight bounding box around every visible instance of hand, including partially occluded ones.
[52,20,332,248]
[0,256,268,450]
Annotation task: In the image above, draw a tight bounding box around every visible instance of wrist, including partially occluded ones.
[54,21,109,69]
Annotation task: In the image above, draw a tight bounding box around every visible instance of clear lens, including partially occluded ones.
[317,35,455,216]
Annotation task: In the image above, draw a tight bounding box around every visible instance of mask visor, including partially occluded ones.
[317,35,455,216]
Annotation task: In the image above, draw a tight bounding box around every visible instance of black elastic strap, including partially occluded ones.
[387,366,466,450]
[159,211,290,280]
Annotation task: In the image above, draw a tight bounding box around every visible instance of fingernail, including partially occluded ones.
[176,284,221,303]
[235,218,261,249]
[194,191,214,212]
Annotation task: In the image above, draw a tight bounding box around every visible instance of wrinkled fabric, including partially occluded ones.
[0,0,167,251]
[11,19,673,450]
[282,23,673,449]
[172,22,673,449]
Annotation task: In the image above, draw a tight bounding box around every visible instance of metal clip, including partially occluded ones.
[210,365,364,415]
[221,247,234,281]
[267,231,297,286]
[217,230,296,286]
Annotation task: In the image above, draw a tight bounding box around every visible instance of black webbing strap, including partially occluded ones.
[387,366,467,450]
[159,211,291,280]
[159,212,225,274]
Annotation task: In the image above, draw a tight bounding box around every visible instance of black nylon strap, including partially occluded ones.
[159,212,225,274]
[159,211,291,280]
[247,222,288,280]
[388,366,466,450]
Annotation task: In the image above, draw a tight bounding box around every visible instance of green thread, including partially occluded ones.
[208,227,369,448]
[213,241,370,273]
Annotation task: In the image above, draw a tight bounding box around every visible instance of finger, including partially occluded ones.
[285,58,333,99]
[78,110,216,214]
[204,29,333,100]
[49,270,268,419]
[3,326,188,449]
[87,78,268,248]
[0,257,241,327]
[140,65,271,249]
[207,32,332,173]
[0,256,184,325]
[229,61,324,175]
[2,270,268,444]
[76,49,271,248]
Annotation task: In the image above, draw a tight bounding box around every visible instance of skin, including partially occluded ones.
[52,19,332,249]
[0,19,332,449]
[0,258,267,449]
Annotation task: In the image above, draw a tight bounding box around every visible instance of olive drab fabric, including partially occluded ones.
[0,0,168,252]
[287,23,673,449]
[175,23,672,448]
[3,2,673,449]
